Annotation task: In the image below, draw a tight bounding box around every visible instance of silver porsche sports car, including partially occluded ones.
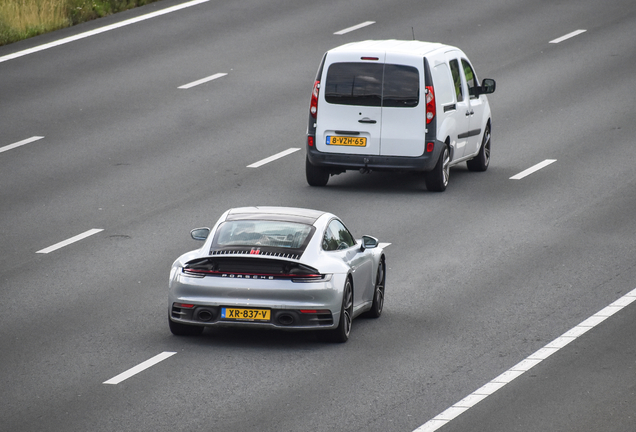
[168,206,386,342]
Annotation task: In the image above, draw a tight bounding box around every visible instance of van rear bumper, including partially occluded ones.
[307,140,443,173]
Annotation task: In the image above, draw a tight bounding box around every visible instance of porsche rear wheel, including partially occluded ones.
[324,278,353,343]
[365,259,385,318]
[169,316,204,336]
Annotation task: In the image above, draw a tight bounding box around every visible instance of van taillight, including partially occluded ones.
[310,80,320,118]
[307,136,315,147]
[425,85,435,124]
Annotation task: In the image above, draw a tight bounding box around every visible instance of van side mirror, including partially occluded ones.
[190,227,210,241]
[480,78,496,94]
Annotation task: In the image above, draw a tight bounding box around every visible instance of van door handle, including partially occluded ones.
[358,118,377,124]
[465,110,474,117]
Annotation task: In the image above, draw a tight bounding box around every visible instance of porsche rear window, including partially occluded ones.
[324,62,419,107]
[212,220,314,250]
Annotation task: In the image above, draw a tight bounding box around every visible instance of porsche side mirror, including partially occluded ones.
[360,235,378,250]
[190,227,210,241]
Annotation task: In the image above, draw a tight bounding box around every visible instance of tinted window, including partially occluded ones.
[325,63,383,107]
[449,59,463,102]
[324,62,419,108]
[213,220,313,249]
[322,220,356,251]
[382,64,419,107]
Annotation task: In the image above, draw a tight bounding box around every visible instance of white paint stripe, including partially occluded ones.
[0,136,44,154]
[378,242,392,248]
[103,351,177,385]
[413,286,636,432]
[0,0,210,63]
[178,72,227,89]
[510,159,556,180]
[550,29,586,44]
[334,21,375,35]
[36,228,104,254]
[247,148,300,168]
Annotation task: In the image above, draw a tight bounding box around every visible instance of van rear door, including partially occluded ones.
[379,53,426,157]
[316,52,384,156]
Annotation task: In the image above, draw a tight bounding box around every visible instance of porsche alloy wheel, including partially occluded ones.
[366,259,385,318]
[325,278,353,343]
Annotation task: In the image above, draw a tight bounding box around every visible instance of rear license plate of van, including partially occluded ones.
[326,136,367,147]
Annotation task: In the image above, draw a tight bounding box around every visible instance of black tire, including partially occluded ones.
[365,259,385,318]
[169,316,204,336]
[324,278,353,343]
[306,156,329,187]
[425,144,450,192]
[467,124,491,172]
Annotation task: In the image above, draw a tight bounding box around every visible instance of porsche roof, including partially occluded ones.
[226,207,327,224]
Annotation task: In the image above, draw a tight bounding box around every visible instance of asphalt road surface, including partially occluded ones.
[1,0,635,431]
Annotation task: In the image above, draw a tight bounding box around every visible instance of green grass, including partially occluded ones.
[0,0,160,46]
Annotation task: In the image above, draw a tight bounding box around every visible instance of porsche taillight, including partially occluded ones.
[425,85,435,124]
[310,80,320,119]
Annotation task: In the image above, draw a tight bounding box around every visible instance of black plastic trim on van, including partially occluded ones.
[306,140,442,173]
[458,129,482,139]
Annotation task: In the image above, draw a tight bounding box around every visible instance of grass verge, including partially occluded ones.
[0,0,160,46]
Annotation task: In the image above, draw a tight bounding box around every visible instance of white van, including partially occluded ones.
[305,40,496,191]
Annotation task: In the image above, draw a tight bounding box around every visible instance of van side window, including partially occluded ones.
[325,63,383,107]
[461,59,478,98]
[382,64,419,107]
[449,59,463,102]
[432,63,454,106]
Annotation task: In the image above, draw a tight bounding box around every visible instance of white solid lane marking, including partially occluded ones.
[103,352,177,385]
[413,286,636,432]
[550,29,586,44]
[0,136,44,154]
[0,0,209,63]
[247,148,300,168]
[178,73,228,89]
[334,21,375,35]
[510,159,556,180]
[36,228,104,254]
[378,242,392,248]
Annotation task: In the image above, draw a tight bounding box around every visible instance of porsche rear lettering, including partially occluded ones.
[222,274,274,280]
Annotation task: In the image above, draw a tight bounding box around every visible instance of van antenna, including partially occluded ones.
[411,27,415,40]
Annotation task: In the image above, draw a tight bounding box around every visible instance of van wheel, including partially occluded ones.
[425,145,449,192]
[306,157,329,186]
[467,125,490,172]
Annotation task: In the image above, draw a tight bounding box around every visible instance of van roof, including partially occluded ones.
[328,40,452,57]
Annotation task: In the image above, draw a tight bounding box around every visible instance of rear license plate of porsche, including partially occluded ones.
[221,308,270,321]
[326,136,367,147]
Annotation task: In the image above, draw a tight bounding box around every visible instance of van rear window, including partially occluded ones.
[324,63,419,108]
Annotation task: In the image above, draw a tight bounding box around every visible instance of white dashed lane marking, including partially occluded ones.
[103,352,177,385]
[178,73,227,89]
[36,229,104,254]
[510,159,557,180]
[334,21,375,35]
[550,29,587,44]
[247,148,300,168]
[0,136,44,154]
